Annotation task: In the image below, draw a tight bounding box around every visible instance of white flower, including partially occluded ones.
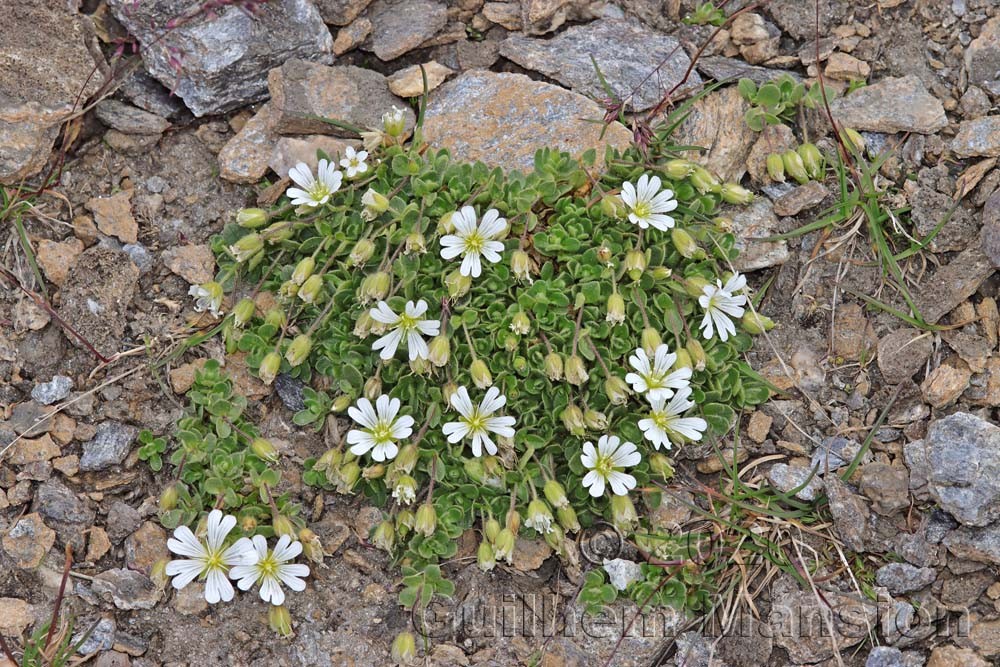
[439,206,506,278]
[229,535,310,607]
[165,509,255,604]
[442,386,516,457]
[620,174,678,231]
[188,282,224,318]
[624,344,692,402]
[698,273,748,342]
[581,435,641,498]
[638,386,708,450]
[286,159,343,207]
[369,299,440,361]
[340,146,369,178]
[346,395,415,462]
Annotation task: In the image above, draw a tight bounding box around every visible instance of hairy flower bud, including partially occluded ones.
[415,502,437,537]
[151,558,169,590]
[272,514,297,539]
[236,207,268,228]
[685,338,707,372]
[269,605,293,637]
[782,150,809,184]
[360,272,390,302]
[564,356,587,387]
[159,483,179,512]
[471,359,493,388]
[510,311,531,335]
[511,249,533,283]
[394,444,419,475]
[251,437,279,462]
[364,376,382,400]
[584,408,608,431]
[505,508,521,535]
[484,517,502,542]
[285,334,312,367]
[840,127,866,154]
[765,153,786,183]
[649,452,676,480]
[556,505,581,533]
[299,528,325,564]
[604,376,630,405]
[544,352,563,381]
[742,311,775,334]
[353,311,374,338]
[477,540,496,572]
[298,274,323,304]
[664,158,695,179]
[338,460,361,491]
[372,519,396,551]
[670,227,702,259]
[291,257,315,286]
[278,280,299,299]
[625,249,647,281]
[232,298,255,328]
[405,231,426,255]
[493,528,515,563]
[673,349,692,370]
[544,523,566,555]
[262,221,293,244]
[720,183,754,205]
[259,351,282,385]
[410,355,431,375]
[689,165,720,193]
[606,293,625,325]
[382,106,406,137]
[396,509,415,534]
[543,480,570,509]
[442,382,458,406]
[610,494,638,531]
[438,211,456,235]
[261,308,285,331]
[684,276,710,298]
[349,239,375,267]
[797,142,824,179]
[361,188,390,220]
[560,403,586,436]
[601,193,626,218]
[463,457,485,484]
[230,233,263,262]
[641,328,662,357]
[331,394,353,413]
[445,269,471,298]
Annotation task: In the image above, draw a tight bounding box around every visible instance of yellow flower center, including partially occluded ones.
[370,421,394,444]
[593,453,614,478]
[633,201,652,219]
[204,549,225,571]
[464,410,486,432]
[258,554,278,578]
[652,411,673,431]
[398,312,418,332]
[464,231,485,253]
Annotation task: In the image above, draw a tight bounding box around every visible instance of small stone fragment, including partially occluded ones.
[332,17,372,55]
[773,181,829,217]
[0,598,32,634]
[2,513,56,568]
[877,329,932,384]
[746,411,772,443]
[823,52,870,80]
[31,375,73,405]
[921,359,972,408]
[125,521,169,574]
[35,239,84,287]
[387,61,453,98]
[602,558,643,591]
[91,568,161,610]
[94,100,170,135]
[86,526,112,562]
[766,463,824,501]
[163,245,216,285]
[952,116,1000,158]
[75,617,115,655]
[368,0,448,61]
[86,191,138,244]
[80,421,138,472]
[218,103,277,184]
[7,433,60,465]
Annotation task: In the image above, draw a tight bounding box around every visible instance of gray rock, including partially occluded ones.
[829,75,947,134]
[865,646,923,667]
[966,16,1000,95]
[123,243,154,274]
[117,70,190,121]
[0,0,104,183]
[983,190,1000,269]
[773,181,829,217]
[674,86,756,182]
[368,0,447,61]
[91,568,162,610]
[94,100,170,135]
[602,558,643,591]
[943,523,1000,565]
[75,617,115,655]
[766,463,824,501]
[874,563,936,595]
[106,501,144,543]
[33,479,95,556]
[923,413,1000,527]
[952,117,1000,158]
[811,435,865,473]
[422,70,632,173]
[501,19,700,112]
[315,0,375,25]
[31,375,73,405]
[825,475,869,552]
[267,60,413,136]
[80,421,138,472]
[9,400,53,436]
[859,463,910,516]
[728,198,789,271]
[696,56,801,86]
[275,373,307,412]
[107,0,333,117]
[877,329,933,384]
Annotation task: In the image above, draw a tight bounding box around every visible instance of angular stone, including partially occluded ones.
[501,19,701,112]
[824,52,870,81]
[7,433,60,465]
[773,181,829,217]
[877,329,933,384]
[315,0,375,25]
[106,501,143,543]
[927,646,989,667]
[86,526,112,562]
[34,478,95,526]
[921,359,972,408]
[36,238,84,287]
[922,412,1000,527]
[875,562,936,596]
[913,246,994,324]
[0,0,104,182]
[94,100,170,135]
[674,86,756,182]
[268,60,414,136]
[107,0,333,117]
[387,61,453,98]
[697,56,801,87]
[125,521,169,574]
[332,17,372,56]
[31,375,73,406]
[0,598,32,634]
[766,463,823,501]
[966,16,1000,94]
[829,75,947,134]
[269,135,357,179]
[825,475,869,552]
[368,0,447,61]
[832,303,876,362]
[162,244,216,285]
[218,103,276,184]
[86,191,138,244]
[80,421,138,472]
[423,70,632,173]
[2,513,55,568]
[952,116,1000,158]
[983,189,1000,268]
[728,198,789,271]
[75,617,115,655]
[859,462,909,516]
[92,568,161,610]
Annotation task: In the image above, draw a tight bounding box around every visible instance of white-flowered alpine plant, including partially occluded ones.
[346,395,415,462]
[439,206,506,278]
[369,299,441,361]
[620,174,678,231]
[286,159,342,207]
[699,273,749,342]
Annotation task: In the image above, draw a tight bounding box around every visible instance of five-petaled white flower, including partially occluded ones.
[698,273,748,342]
[370,299,441,361]
[286,159,343,208]
[624,344,692,402]
[229,534,310,607]
[346,394,415,462]
[638,386,708,450]
[442,386,516,457]
[188,282,224,318]
[581,435,641,498]
[340,146,369,178]
[440,206,506,278]
[620,174,678,231]
[165,509,255,604]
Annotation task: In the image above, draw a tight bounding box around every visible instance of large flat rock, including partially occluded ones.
[828,75,946,134]
[422,70,632,173]
[107,0,333,117]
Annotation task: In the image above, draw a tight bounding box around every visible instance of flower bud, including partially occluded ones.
[269,605,293,637]
[299,528,325,563]
[720,183,754,205]
[742,311,775,334]
[604,376,630,405]
[418,334,448,368]
[364,375,382,400]
[782,150,809,184]
[684,276,710,298]
[510,311,531,335]
[689,165,720,193]
[349,239,375,266]
[236,207,268,228]
[360,272,390,302]
[278,280,299,299]
[396,509,415,533]
[484,517,502,542]
[649,452,676,480]
[685,338,707,372]
[601,193,626,218]
[493,528,515,563]
[445,269,471,298]
[291,257,315,286]
[257,309,284,333]
[584,408,608,431]
[232,298,255,327]
[544,352,563,381]
[240,514,257,532]
[606,293,625,325]
[151,558,169,589]
[262,221,293,243]
[442,382,458,406]
[463,457,485,483]
[315,448,342,473]
[332,394,353,413]
[251,437,279,462]
[797,142,824,179]
[272,514,297,539]
[338,460,361,491]
[511,249,533,283]
[483,456,505,487]
[372,519,396,551]
[565,355,588,386]
[382,106,406,137]
[392,474,419,503]
[471,359,493,388]
[596,244,613,264]
[670,227,702,259]
[505,508,521,535]
[641,328,662,357]
[625,249,647,281]
[477,540,496,572]
[285,334,312,367]
[673,349,692,370]
[664,158,695,179]
[405,231,426,254]
[353,311,374,338]
[840,127,866,154]
[560,403,586,436]
[610,494,638,531]
[391,631,417,665]
[438,211,456,234]
[766,153,786,182]
[543,480,569,509]
[363,463,385,480]
[361,188,390,219]
[230,233,263,262]
[544,523,566,555]
[259,351,282,384]
[394,444,419,474]
[159,483,179,512]
[556,505,581,533]
[298,274,323,304]
[415,502,437,537]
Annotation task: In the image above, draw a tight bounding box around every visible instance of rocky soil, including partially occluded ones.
[3,0,1000,666]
